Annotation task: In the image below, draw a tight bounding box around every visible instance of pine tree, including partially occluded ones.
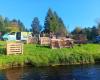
[91,26,98,40]
[71,27,82,34]
[4,17,10,32]
[31,17,41,34]
[9,19,20,32]
[44,8,55,33]
[18,20,26,31]
[57,18,67,36]
[44,8,67,36]
[0,16,5,32]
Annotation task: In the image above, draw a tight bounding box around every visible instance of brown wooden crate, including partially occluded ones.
[6,42,23,55]
[50,38,74,49]
[50,39,60,49]
[40,37,50,45]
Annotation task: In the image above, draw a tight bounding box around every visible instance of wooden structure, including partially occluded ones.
[50,39,60,49]
[6,42,23,55]
[63,38,74,48]
[40,37,50,45]
[27,36,34,44]
[73,34,87,44]
[50,38,74,49]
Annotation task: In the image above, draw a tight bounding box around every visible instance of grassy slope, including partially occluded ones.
[0,41,100,68]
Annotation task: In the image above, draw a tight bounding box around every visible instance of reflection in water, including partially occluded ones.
[6,67,23,80]
[0,64,100,80]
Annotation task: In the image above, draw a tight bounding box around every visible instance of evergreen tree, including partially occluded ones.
[31,17,42,34]
[97,24,100,35]
[0,16,5,31]
[44,8,56,33]
[0,15,26,33]
[82,27,92,40]
[71,27,82,34]
[57,18,67,36]
[4,17,10,32]
[18,20,26,31]
[9,19,20,32]
[44,8,67,36]
[91,26,97,40]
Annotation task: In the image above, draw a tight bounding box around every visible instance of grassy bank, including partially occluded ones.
[0,41,100,69]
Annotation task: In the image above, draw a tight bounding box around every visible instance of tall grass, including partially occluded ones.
[0,41,99,69]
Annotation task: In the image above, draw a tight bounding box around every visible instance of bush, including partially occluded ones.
[0,48,6,54]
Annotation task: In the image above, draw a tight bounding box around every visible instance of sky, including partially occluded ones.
[0,0,100,31]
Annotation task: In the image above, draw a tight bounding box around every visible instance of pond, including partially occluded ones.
[0,64,100,80]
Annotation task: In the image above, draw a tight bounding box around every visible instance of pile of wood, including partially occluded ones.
[39,36,74,49]
[50,38,74,49]
[50,39,60,48]
[40,37,50,45]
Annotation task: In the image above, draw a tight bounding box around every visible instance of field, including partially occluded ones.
[0,41,100,69]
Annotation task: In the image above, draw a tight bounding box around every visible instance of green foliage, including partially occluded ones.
[31,17,42,34]
[71,24,100,41]
[44,8,67,36]
[1,42,100,69]
[0,15,27,33]
[0,48,5,54]
[71,27,82,34]
[18,20,26,31]
[44,8,56,33]
[0,16,5,32]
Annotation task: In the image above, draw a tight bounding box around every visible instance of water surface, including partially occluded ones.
[0,64,100,80]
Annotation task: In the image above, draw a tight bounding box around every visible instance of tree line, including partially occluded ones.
[71,24,100,41]
[31,8,67,37]
[0,16,27,34]
[31,8,100,41]
[0,8,100,41]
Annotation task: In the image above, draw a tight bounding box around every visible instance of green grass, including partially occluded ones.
[0,41,100,69]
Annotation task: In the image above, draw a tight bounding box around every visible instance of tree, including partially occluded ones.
[31,17,42,34]
[0,16,5,31]
[82,27,92,40]
[96,23,100,35]
[44,8,67,36]
[9,19,20,32]
[91,26,98,40]
[0,15,27,33]
[18,20,26,31]
[71,27,82,34]
[57,18,67,36]
[44,8,56,33]
[4,17,11,32]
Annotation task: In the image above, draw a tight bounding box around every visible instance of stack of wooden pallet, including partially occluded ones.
[50,38,74,49]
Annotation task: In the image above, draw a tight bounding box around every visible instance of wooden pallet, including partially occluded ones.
[50,38,74,49]
[50,39,60,49]
[6,42,23,55]
[40,37,50,45]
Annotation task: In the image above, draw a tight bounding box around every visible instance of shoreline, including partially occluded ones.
[0,61,95,70]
